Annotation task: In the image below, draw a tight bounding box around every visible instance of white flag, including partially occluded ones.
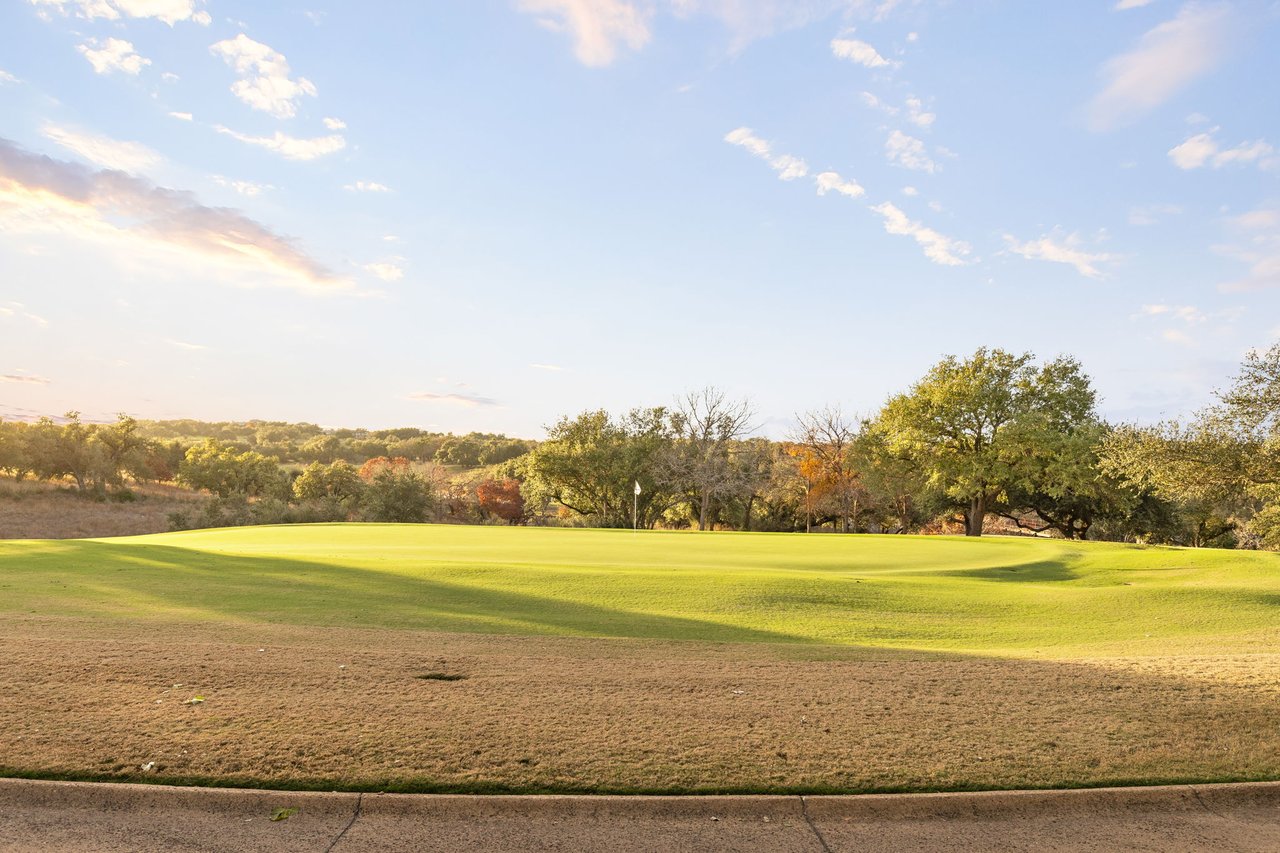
[634,480,642,495]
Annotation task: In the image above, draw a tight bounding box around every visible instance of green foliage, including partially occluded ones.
[875,348,1098,536]
[361,468,434,523]
[178,440,286,499]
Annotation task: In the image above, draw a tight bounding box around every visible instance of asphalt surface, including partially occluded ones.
[1,779,1278,852]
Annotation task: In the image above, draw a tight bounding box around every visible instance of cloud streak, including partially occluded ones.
[407,391,499,407]
[724,127,808,180]
[1004,232,1114,279]
[517,0,653,66]
[214,125,346,160]
[871,202,970,266]
[42,124,161,173]
[1086,2,1234,131]
[0,138,351,295]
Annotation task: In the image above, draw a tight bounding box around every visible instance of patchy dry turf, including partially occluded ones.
[2,615,1278,794]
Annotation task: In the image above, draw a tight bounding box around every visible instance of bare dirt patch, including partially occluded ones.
[1,616,1277,793]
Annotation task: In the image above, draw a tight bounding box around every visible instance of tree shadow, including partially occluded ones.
[956,559,1079,583]
[0,539,814,645]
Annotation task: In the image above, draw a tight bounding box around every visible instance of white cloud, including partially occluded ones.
[1128,203,1182,225]
[77,37,150,75]
[168,111,193,121]
[210,34,317,119]
[322,116,346,130]
[884,129,937,173]
[214,125,346,160]
[1086,2,1233,131]
[364,262,403,281]
[814,171,864,199]
[831,33,896,69]
[927,200,942,212]
[211,175,272,196]
[904,96,934,129]
[32,0,210,25]
[1169,129,1277,170]
[1161,328,1195,346]
[1003,232,1114,279]
[0,302,49,327]
[517,0,652,66]
[530,363,564,371]
[0,373,51,384]
[41,124,161,173]
[1115,0,1155,8]
[724,126,807,180]
[0,70,20,85]
[901,185,918,196]
[344,180,391,193]
[407,391,499,407]
[0,137,351,295]
[1217,206,1280,292]
[164,338,206,350]
[871,202,970,266]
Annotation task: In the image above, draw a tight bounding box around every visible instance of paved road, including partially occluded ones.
[2,779,1278,852]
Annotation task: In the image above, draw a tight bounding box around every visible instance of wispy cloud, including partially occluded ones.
[77,37,150,75]
[344,180,392,193]
[0,69,20,85]
[0,373,50,384]
[1128,203,1182,225]
[33,0,211,25]
[1086,2,1234,131]
[364,262,403,281]
[1003,232,1114,279]
[830,31,897,69]
[322,116,346,130]
[164,338,207,350]
[530,363,564,371]
[724,127,807,180]
[884,129,937,173]
[41,124,161,173]
[407,391,499,407]
[210,34,317,118]
[211,175,272,196]
[871,202,970,266]
[814,171,864,199]
[1115,0,1156,8]
[1168,128,1277,171]
[1217,206,1280,292]
[214,125,346,160]
[0,138,352,295]
[517,0,652,66]
[168,111,193,121]
[0,302,49,327]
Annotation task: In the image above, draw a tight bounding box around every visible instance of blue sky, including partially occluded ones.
[1,0,1278,437]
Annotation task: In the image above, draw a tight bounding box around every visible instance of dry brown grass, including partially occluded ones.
[2,615,1277,794]
[0,481,207,540]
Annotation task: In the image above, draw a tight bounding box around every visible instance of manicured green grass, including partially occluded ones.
[2,524,1276,657]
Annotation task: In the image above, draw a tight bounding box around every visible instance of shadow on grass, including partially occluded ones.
[956,559,1079,583]
[0,539,812,644]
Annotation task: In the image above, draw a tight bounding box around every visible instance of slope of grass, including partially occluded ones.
[2,523,1276,657]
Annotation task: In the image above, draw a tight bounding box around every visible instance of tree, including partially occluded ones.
[876,348,1098,536]
[519,408,676,527]
[659,388,756,530]
[361,467,433,523]
[476,478,525,524]
[293,460,364,518]
[1099,343,1280,548]
[791,406,864,532]
[178,439,285,498]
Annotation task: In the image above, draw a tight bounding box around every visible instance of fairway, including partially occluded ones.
[1,524,1278,794]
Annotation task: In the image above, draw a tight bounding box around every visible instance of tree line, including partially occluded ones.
[2,344,1277,548]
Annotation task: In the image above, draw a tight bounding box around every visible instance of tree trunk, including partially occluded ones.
[966,494,985,536]
[698,492,709,531]
[742,495,754,532]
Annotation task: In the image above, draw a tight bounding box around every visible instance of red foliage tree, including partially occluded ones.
[358,456,411,481]
[476,478,525,524]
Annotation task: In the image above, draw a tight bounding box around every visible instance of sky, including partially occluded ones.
[1,0,1278,438]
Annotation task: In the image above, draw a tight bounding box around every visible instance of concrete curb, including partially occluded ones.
[3,778,1279,852]
[3,777,1279,817]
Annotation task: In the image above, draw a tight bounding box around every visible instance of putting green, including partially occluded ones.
[2,524,1276,657]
